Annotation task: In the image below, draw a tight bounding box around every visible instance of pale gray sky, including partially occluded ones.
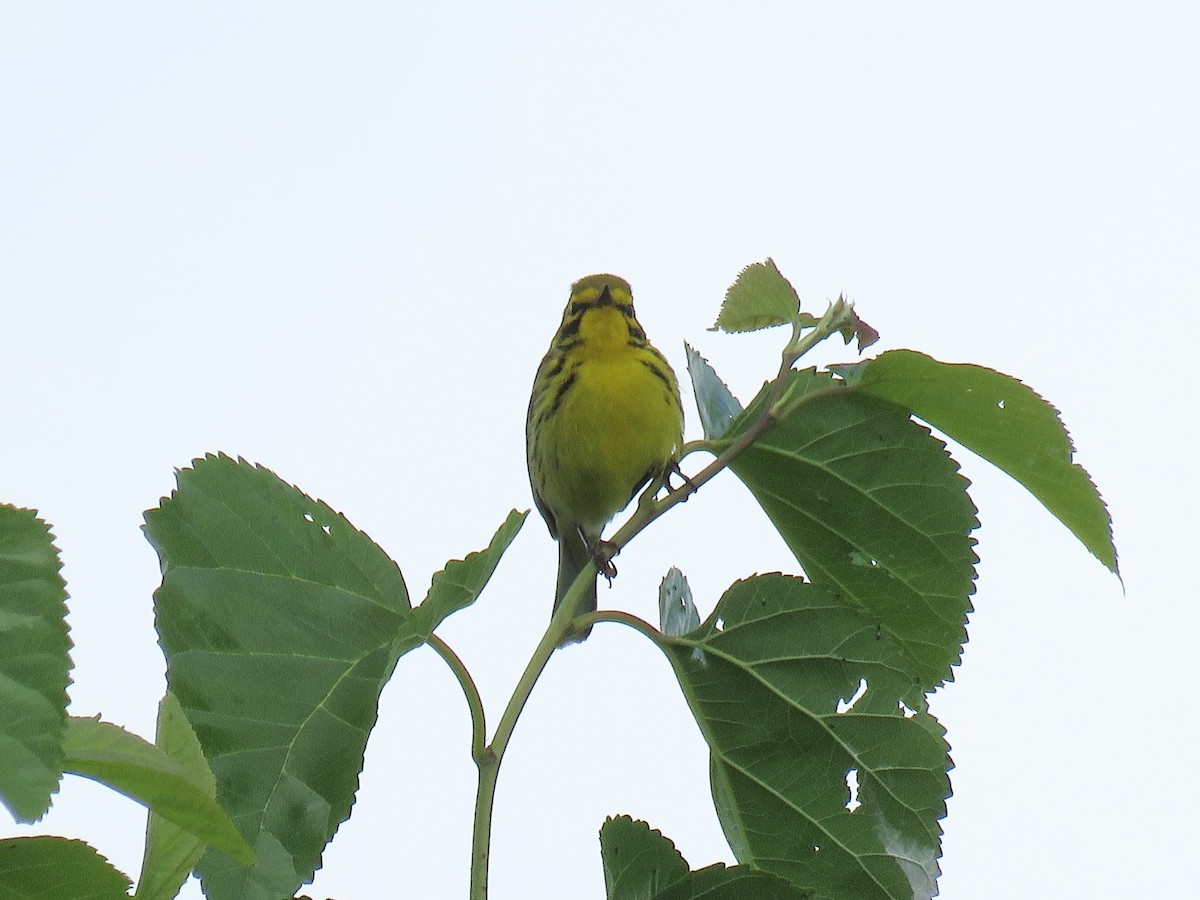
[2,3,1195,898]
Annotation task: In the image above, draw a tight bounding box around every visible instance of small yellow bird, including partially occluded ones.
[526,275,684,644]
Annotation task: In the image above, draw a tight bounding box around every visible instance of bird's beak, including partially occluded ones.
[597,284,613,305]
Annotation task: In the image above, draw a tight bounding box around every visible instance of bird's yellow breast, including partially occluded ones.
[536,333,681,532]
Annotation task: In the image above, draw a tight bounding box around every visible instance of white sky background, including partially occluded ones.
[2,2,1196,898]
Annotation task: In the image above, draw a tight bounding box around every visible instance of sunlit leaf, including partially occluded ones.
[848,350,1117,574]
[144,454,410,900]
[63,715,252,866]
[136,693,222,900]
[711,259,799,333]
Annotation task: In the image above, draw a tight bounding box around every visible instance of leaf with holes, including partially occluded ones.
[144,454,410,900]
[685,343,744,440]
[664,575,951,900]
[719,370,978,690]
[845,349,1117,574]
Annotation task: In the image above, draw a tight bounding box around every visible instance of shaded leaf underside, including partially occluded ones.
[723,370,979,690]
[667,575,950,900]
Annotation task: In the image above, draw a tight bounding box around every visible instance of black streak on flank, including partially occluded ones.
[641,357,675,389]
[547,369,578,420]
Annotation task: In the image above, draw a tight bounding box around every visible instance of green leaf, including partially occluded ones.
[711,259,800,333]
[0,505,71,824]
[721,371,979,689]
[0,837,131,899]
[143,454,410,900]
[665,575,951,900]
[600,815,688,900]
[600,816,806,900]
[135,693,222,900]
[685,343,744,440]
[848,349,1118,574]
[655,864,814,900]
[63,715,252,866]
[395,509,526,658]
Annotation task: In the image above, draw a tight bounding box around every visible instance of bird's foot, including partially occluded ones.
[665,460,697,499]
[592,539,618,586]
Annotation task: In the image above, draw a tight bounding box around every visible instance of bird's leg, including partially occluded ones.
[594,541,618,585]
[590,539,619,586]
[665,460,697,499]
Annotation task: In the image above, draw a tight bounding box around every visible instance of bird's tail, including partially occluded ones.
[553,528,597,645]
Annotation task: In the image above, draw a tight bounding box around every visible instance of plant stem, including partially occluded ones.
[470,749,499,900]
[468,298,859,899]
[607,299,859,555]
[428,634,487,762]
[607,331,793,553]
[469,576,587,900]
[585,609,663,644]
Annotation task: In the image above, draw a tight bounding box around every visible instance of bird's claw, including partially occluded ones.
[665,461,697,499]
[593,539,618,585]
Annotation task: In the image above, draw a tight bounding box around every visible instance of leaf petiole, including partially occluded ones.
[427,635,487,764]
